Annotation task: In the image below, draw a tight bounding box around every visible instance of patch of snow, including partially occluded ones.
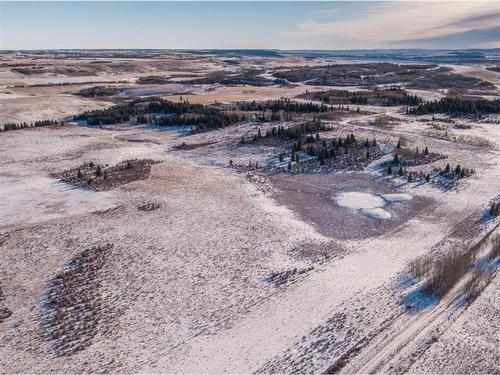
[335,192,385,210]
[361,207,392,220]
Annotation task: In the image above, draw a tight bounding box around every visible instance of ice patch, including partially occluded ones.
[335,191,408,220]
[335,192,385,210]
[381,193,413,202]
[361,208,392,220]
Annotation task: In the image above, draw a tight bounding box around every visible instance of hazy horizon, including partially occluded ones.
[2,47,500,51]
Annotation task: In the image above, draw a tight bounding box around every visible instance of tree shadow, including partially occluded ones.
[400,286,439,315]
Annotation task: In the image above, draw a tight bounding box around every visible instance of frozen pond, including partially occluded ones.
[269,173,430,240]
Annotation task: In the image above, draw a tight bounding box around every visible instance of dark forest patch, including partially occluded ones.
[75,86,117,97]
[297,87,421,107]
[52,159,160,191]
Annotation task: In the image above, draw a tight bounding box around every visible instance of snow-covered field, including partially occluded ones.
[1,53,499,374]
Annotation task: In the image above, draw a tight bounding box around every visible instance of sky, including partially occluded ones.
[1,1,499,50]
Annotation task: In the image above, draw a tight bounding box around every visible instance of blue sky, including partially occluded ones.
[1,1,499,50]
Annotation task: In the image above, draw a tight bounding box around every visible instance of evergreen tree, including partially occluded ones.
[96,165,103,177]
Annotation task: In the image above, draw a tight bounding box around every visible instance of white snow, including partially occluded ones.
[336,192,385,210]
[335,192,393,220]
[361,207,392,220]
[0,166,119,229]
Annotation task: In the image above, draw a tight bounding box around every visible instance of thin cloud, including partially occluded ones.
[391,25,500,49]
[292,1,500,49]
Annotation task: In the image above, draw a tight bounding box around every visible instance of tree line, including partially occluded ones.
[236,98,328,113]
[74,97,242,131]
[2,119,61,132]
[299,87,421,107]
[409,97,500,115]
[241,118,327,144]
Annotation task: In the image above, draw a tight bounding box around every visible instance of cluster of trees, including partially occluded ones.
[409,97,500,115]
[74,97,242,131]
[386,165,432,183]
[281,118,327,141]
[75,100,143,125]
[3,119,61,131]
[241,118,327,144]
[387,162,474,185]
[390,141,449,167]
[300,87,421,107]
[439,163,474,179]
[139,112,242,131]
[286,132,379,167]
[75,86,116,97]
[254,112,287,122]
[237,99,328,113]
